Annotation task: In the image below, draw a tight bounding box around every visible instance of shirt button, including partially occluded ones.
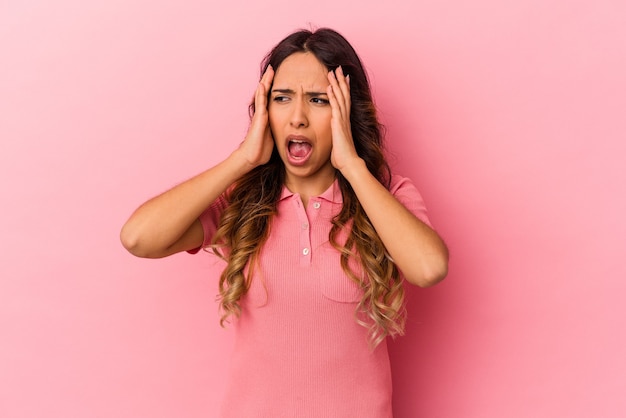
[302,248,310,256]
[313,202,321,209]
[302,223,308,229]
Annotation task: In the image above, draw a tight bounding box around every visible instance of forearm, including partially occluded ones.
[120,150,251,258]
[341,160,448,287]
[121,66,276,258]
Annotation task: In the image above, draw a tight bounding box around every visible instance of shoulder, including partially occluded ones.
[195,192,231,242]
[389,173,419,195]
[388,173,432,227]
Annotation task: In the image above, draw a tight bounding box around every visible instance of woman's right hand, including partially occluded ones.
[235,65,275,170]
[121,66,277,258]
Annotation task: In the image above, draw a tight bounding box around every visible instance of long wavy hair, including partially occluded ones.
[211,28,404,347]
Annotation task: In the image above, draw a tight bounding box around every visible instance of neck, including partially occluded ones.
[284,171,336,208]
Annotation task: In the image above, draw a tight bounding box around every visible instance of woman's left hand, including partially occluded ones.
[327,66,362,173]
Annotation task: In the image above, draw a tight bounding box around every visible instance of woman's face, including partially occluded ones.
[269,52,335,191]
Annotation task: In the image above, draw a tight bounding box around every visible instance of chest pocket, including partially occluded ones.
[316,242,364,303]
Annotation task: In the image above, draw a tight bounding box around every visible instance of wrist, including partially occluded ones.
[228,148,257,177]
[338,157,368,183]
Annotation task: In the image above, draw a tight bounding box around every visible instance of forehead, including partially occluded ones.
[273,52,329,88]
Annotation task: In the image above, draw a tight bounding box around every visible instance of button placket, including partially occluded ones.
[293,195,312,266]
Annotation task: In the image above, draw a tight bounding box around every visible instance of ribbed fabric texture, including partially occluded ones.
[195,175,431,417]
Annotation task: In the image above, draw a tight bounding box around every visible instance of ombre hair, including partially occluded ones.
[212,28,405,347]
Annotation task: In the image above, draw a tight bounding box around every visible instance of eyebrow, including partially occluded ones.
[271,88,328,97]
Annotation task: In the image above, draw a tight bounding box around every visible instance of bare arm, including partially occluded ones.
[120,155,251,258]
[327,67,448,287]
[341,161,448,287]
[120,66,276,258]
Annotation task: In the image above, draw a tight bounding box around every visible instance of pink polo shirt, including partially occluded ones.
[194,174,431,417]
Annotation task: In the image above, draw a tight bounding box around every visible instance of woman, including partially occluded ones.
[121,27,448,417]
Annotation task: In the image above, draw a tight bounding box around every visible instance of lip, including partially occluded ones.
[285,134,313,167]
[286,134,311,143]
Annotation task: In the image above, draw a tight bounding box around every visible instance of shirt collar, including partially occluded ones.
[278,179,343,203]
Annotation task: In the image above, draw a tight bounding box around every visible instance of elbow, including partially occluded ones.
[416,260,448,288]
[120,223,141,256]
[405,248,449,288]
[120,223,156,258]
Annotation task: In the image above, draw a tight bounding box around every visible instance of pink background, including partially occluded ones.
[2,0,625,417]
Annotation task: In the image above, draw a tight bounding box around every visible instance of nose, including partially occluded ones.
[289,97,308,128]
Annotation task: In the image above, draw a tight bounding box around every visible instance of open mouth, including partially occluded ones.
[288,140,312,159]
[286,136,312,165]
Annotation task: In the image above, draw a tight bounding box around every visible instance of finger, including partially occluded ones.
[260,65,274,93]
[333,66,351,118]
[326,84,339,117]
[254,66,275,115]
[254,82,267,117]
[335,66,351,113]
[260,66,275,110]
[327,69,347,119]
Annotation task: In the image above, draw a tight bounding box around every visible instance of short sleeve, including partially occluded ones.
[186,193,230,254]
[389,174,433,228]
